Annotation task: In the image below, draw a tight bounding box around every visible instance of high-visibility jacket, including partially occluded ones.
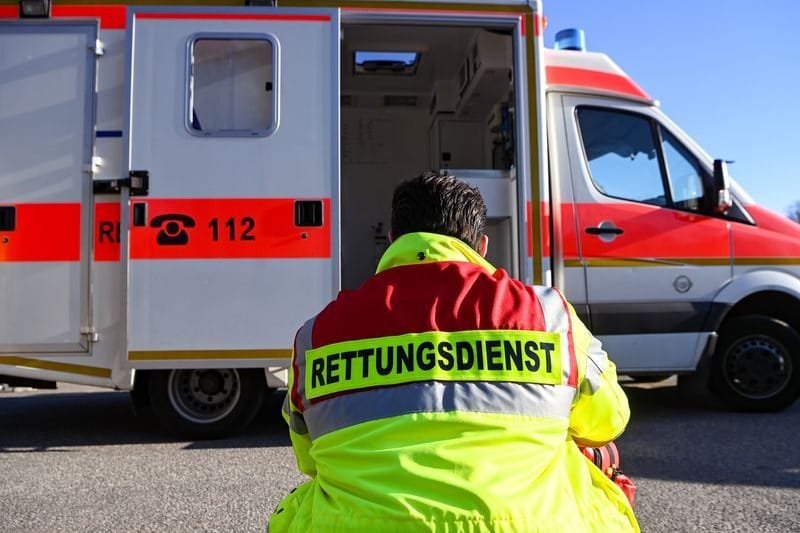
[271,232,639,533]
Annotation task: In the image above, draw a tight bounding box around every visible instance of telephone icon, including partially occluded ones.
[150,213,196,245]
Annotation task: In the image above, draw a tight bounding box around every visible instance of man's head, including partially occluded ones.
[391,171,488,253]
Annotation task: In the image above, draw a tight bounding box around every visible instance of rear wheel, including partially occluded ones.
[148,368,266,439]
[710,315,800,412]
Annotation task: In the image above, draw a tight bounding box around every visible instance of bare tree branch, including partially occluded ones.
[787,201,800,223]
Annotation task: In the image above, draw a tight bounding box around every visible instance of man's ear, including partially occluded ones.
[478,234,489,257]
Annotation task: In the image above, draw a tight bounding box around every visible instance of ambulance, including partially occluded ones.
[1,0,798,438]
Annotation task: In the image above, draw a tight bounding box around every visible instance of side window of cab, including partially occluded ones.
[576,107,708,213]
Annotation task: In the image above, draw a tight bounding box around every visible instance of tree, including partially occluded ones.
[788,201,800,223]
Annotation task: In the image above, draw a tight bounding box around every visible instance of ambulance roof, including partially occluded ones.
[544,48,653,103]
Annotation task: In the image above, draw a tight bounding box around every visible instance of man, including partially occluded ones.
[270,172,639,532]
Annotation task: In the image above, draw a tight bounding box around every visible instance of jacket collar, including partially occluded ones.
[375,232,496,275]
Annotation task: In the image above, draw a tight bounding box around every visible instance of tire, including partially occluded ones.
[710,315,800,412]
[148,368,266,439]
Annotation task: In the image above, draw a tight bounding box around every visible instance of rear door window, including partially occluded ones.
[188,35,276,136]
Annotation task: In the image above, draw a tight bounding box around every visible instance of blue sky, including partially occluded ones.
[542,0,799,217]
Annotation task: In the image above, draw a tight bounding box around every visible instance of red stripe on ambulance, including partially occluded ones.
[129,198,331,260]
[0,5,127,29]
[526,201,553,259]
[0,203,80,262]
[93,199,332,261]
[533,14,543,37]
[546,65,650,100]
[94,202,121,262]
[134,12,330,22]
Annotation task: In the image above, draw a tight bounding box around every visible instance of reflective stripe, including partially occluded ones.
[0,356,111,379]
[556,291,580,388]
[534,286,578,387]
[583,336,608,393]
[303,381,575,439]
[282,394,309,435]
[304,329,562,400]
[291,317,316,413]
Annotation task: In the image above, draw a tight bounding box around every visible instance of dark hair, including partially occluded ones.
[391,171,487,250]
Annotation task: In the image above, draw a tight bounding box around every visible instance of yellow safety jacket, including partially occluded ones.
[271,232,639,533]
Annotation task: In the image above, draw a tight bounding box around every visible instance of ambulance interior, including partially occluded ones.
[340,23,519,289]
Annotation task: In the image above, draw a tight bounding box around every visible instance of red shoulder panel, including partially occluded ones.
[312,262,547,347]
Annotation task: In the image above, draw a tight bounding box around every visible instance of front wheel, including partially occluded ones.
[710,315,800,412]
[148,368,266,439]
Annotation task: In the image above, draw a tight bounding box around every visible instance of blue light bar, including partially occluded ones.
[554,28,586,52]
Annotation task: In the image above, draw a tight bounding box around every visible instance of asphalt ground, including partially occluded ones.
[0,380,798,532]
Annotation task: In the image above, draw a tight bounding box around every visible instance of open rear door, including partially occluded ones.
[0,22,96,354]
[124,7,339,362]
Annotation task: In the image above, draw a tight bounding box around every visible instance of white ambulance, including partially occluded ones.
[1,0,798,438]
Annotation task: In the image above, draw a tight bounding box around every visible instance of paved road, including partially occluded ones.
[1,381,798,532]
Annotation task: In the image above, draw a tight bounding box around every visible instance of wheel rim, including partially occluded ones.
[167,369,241,424]
[722,334,793,400]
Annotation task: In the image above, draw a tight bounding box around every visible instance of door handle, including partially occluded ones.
[294,200,323,227]
[585,226,624,236]
[585,221,624,243]
[0,206,15,231]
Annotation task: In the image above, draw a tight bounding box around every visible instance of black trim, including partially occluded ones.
[294,200,323,227]
[0,206,15,231]
[587,301,730,335]
[96,130,123,138]
[574,304,591,327]
[585,226,623,236]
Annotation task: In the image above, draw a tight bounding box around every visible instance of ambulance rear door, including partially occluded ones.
[0,22,96,354]
[124,7,339,362]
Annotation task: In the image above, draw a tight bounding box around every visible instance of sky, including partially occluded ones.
[541,0,800,217]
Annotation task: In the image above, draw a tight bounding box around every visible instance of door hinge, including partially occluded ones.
[83,156,104,176]
[80,327,99,343]
[90,39,105,56]
[93,170,150,196]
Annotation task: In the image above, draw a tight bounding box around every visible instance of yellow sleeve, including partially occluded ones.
[283,349,317,477]
[567,305,631,447]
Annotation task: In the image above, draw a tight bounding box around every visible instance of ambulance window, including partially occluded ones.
[660,128,705,211]
[576,108,666,206]
[354,51,420,75]
[188,36,276,136]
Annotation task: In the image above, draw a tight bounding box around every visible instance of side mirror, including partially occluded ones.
[712,159,733,214]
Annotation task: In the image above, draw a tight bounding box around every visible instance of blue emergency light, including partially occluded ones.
[554,28,586,52]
